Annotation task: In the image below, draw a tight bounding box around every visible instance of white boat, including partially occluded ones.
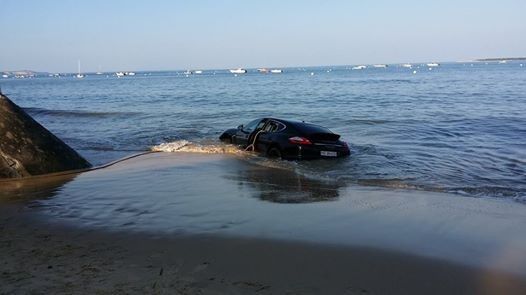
[498,60,507,64]
[194,70,203,74]
[426,63,440,67]
[126,72,136,76]
[270,69,282,73]
[115,72,125,77]
[257,68,269,73]
[402,64,413,68]
[2,74,8,78]
[76,60,85,78]
[373,64,388,68]
[352,65,366,70]
[229,68,247,74]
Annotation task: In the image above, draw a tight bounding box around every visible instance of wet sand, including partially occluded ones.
[1,152,526,294]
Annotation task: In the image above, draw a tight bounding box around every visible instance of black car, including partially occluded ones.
[219,118,350,160]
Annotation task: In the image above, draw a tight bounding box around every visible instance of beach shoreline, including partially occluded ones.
[1,152,526,294]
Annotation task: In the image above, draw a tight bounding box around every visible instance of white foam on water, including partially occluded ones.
[151,140,242,154]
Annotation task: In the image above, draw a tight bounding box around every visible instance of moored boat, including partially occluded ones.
[229,68,247,74]
[76,60,85,78]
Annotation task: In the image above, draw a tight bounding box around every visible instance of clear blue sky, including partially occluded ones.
[1,0,525,72]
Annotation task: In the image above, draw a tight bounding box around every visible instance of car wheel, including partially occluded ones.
[267,147,282,159]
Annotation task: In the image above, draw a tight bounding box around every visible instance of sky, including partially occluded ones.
[1,0,525,72]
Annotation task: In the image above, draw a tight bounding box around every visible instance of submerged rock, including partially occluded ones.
[0,94,91,178]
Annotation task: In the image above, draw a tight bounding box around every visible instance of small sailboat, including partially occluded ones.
[115,72,125,77]
[76,60,85,78]
[229,68,247,74]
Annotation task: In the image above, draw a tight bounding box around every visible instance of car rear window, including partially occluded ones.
[294,123,332,134]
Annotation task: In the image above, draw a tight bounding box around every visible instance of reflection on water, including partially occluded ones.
[24,153,345,234]
[0,173,77,203]
[228,161,341,203]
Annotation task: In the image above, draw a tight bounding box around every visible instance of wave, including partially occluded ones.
[151,140,242,154]
[448,186,526,203]
[23,107,141,118]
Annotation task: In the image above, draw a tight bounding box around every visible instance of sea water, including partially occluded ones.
[2,62,525,202]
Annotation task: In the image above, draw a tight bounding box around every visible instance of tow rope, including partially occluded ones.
[244,130,265,152]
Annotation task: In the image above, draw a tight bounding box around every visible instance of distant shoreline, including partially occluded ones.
[3,57,525,75]
[475,57,526,61]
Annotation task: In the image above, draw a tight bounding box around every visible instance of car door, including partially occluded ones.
[256,121,283,152]
[233,119,263,146]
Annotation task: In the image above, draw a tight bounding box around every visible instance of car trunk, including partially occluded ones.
[307,132,341,143]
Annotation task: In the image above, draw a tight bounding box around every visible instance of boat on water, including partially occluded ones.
[352,65,367,70]
[427,63,440,67]
[1,74,8,78]
[257,68,269,73]
[229,68,247,74]
[373,64,388,68]
[402,64,413,68]
[76,60,85,78]
[498,60,507,64]
[183,70,193,75]
[194,70,203,74]
[270,69,283,73]
[115,71,136,77]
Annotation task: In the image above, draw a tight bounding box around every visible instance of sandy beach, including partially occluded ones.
[1,152,526,294]
[1,206,525,295]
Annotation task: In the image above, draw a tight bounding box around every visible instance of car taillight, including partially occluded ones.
[289,136,312,145]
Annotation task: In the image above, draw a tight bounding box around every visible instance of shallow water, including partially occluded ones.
[2,62,525,201]
[18,153,526,273]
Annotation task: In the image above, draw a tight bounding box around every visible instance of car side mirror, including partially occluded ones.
[237,124,243,130]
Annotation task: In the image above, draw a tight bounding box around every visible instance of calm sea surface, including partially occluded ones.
[2,62,525,202]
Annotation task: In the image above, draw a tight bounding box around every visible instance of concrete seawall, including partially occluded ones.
[0,94,91,178]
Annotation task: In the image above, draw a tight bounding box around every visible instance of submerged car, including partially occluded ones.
[219,118,350,160]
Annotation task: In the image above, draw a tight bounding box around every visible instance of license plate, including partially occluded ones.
[320,151,337,157]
